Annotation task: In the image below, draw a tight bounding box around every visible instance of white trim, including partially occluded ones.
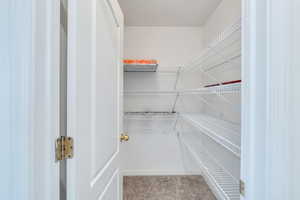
[3,0,34,199]
[2,0,60,199]
[241,0,268,199]
[125,26,203,31]
[31,0,61,199]
[0,1,12,198]
[242,0,300,199]
[66,0,77,198]
[265,0,299,199]
[121,170,198,176]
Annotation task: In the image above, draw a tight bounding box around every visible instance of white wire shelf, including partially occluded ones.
[124,66,182,74]
[203,53,241,73]
[179,82,241,95]
[179,113,241,157]
[155,67,182,74]
[124,82,241,96]
[179,137,240,200]
[124,112,176,119]
[124,63,158,72]
[124,112,177,135]
[183,19,241,73]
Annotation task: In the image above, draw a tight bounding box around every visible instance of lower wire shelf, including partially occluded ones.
[178,82,241,95]
[124,112,177,135]
[179,113,241,157]
[179,136,240,200]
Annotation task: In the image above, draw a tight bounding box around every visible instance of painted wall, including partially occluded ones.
[124,27,204,68]
[121,117,186,175]
[203,0,241,45]
[122,27,205,175]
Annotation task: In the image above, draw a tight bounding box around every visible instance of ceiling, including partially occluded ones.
[118,0,222,26]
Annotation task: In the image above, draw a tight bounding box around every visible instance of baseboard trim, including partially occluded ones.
[121,170,201,176]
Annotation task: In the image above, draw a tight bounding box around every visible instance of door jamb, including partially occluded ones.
[241,0,268,199]
[242,0,299,199]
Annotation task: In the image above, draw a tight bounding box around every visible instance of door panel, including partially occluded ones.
[68,0,123,199]
[91,0,119,179]
[98,170,120,200]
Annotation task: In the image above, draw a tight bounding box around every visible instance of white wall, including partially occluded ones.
[124,27,204,68]
[122,27,205,175]
[203,0,241,45]
[121,117,187,175]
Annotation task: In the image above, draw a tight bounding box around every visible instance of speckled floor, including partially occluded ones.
[123,175,217,200]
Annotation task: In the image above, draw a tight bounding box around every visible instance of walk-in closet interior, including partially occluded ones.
[119,0,241,199]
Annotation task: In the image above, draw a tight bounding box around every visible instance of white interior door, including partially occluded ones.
[67,0,123,199]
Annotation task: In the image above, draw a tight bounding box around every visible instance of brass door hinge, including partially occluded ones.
[120,133,129,142]
[56,136,74,161]
[240,180,245,196]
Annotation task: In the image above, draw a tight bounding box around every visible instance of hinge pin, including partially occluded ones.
[240,180,245,196]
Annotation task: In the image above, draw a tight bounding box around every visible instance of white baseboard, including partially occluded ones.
[121,170,201,176]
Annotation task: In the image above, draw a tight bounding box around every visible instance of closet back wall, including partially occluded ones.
[203,0,241,46]
[121,27,205,175]
[124,27,204,68]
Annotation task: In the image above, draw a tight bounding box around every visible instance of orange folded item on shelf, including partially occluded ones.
[123,59,158,65]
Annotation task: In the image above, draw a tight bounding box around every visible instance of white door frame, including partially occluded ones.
[1,0,60,199]
[30,0,61,199]
[242,0,300,199]
[241,0,268,199]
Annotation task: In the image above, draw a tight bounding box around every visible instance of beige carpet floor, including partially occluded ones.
[123,175,217,200]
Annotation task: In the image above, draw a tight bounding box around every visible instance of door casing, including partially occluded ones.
[1,0,61,200]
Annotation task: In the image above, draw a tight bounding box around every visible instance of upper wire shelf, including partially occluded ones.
[124,112,177,135]
[124,65,181,74]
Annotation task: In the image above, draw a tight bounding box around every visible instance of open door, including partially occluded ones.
[67,0,124,199]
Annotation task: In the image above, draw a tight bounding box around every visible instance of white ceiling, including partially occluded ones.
[118,0,222,26]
